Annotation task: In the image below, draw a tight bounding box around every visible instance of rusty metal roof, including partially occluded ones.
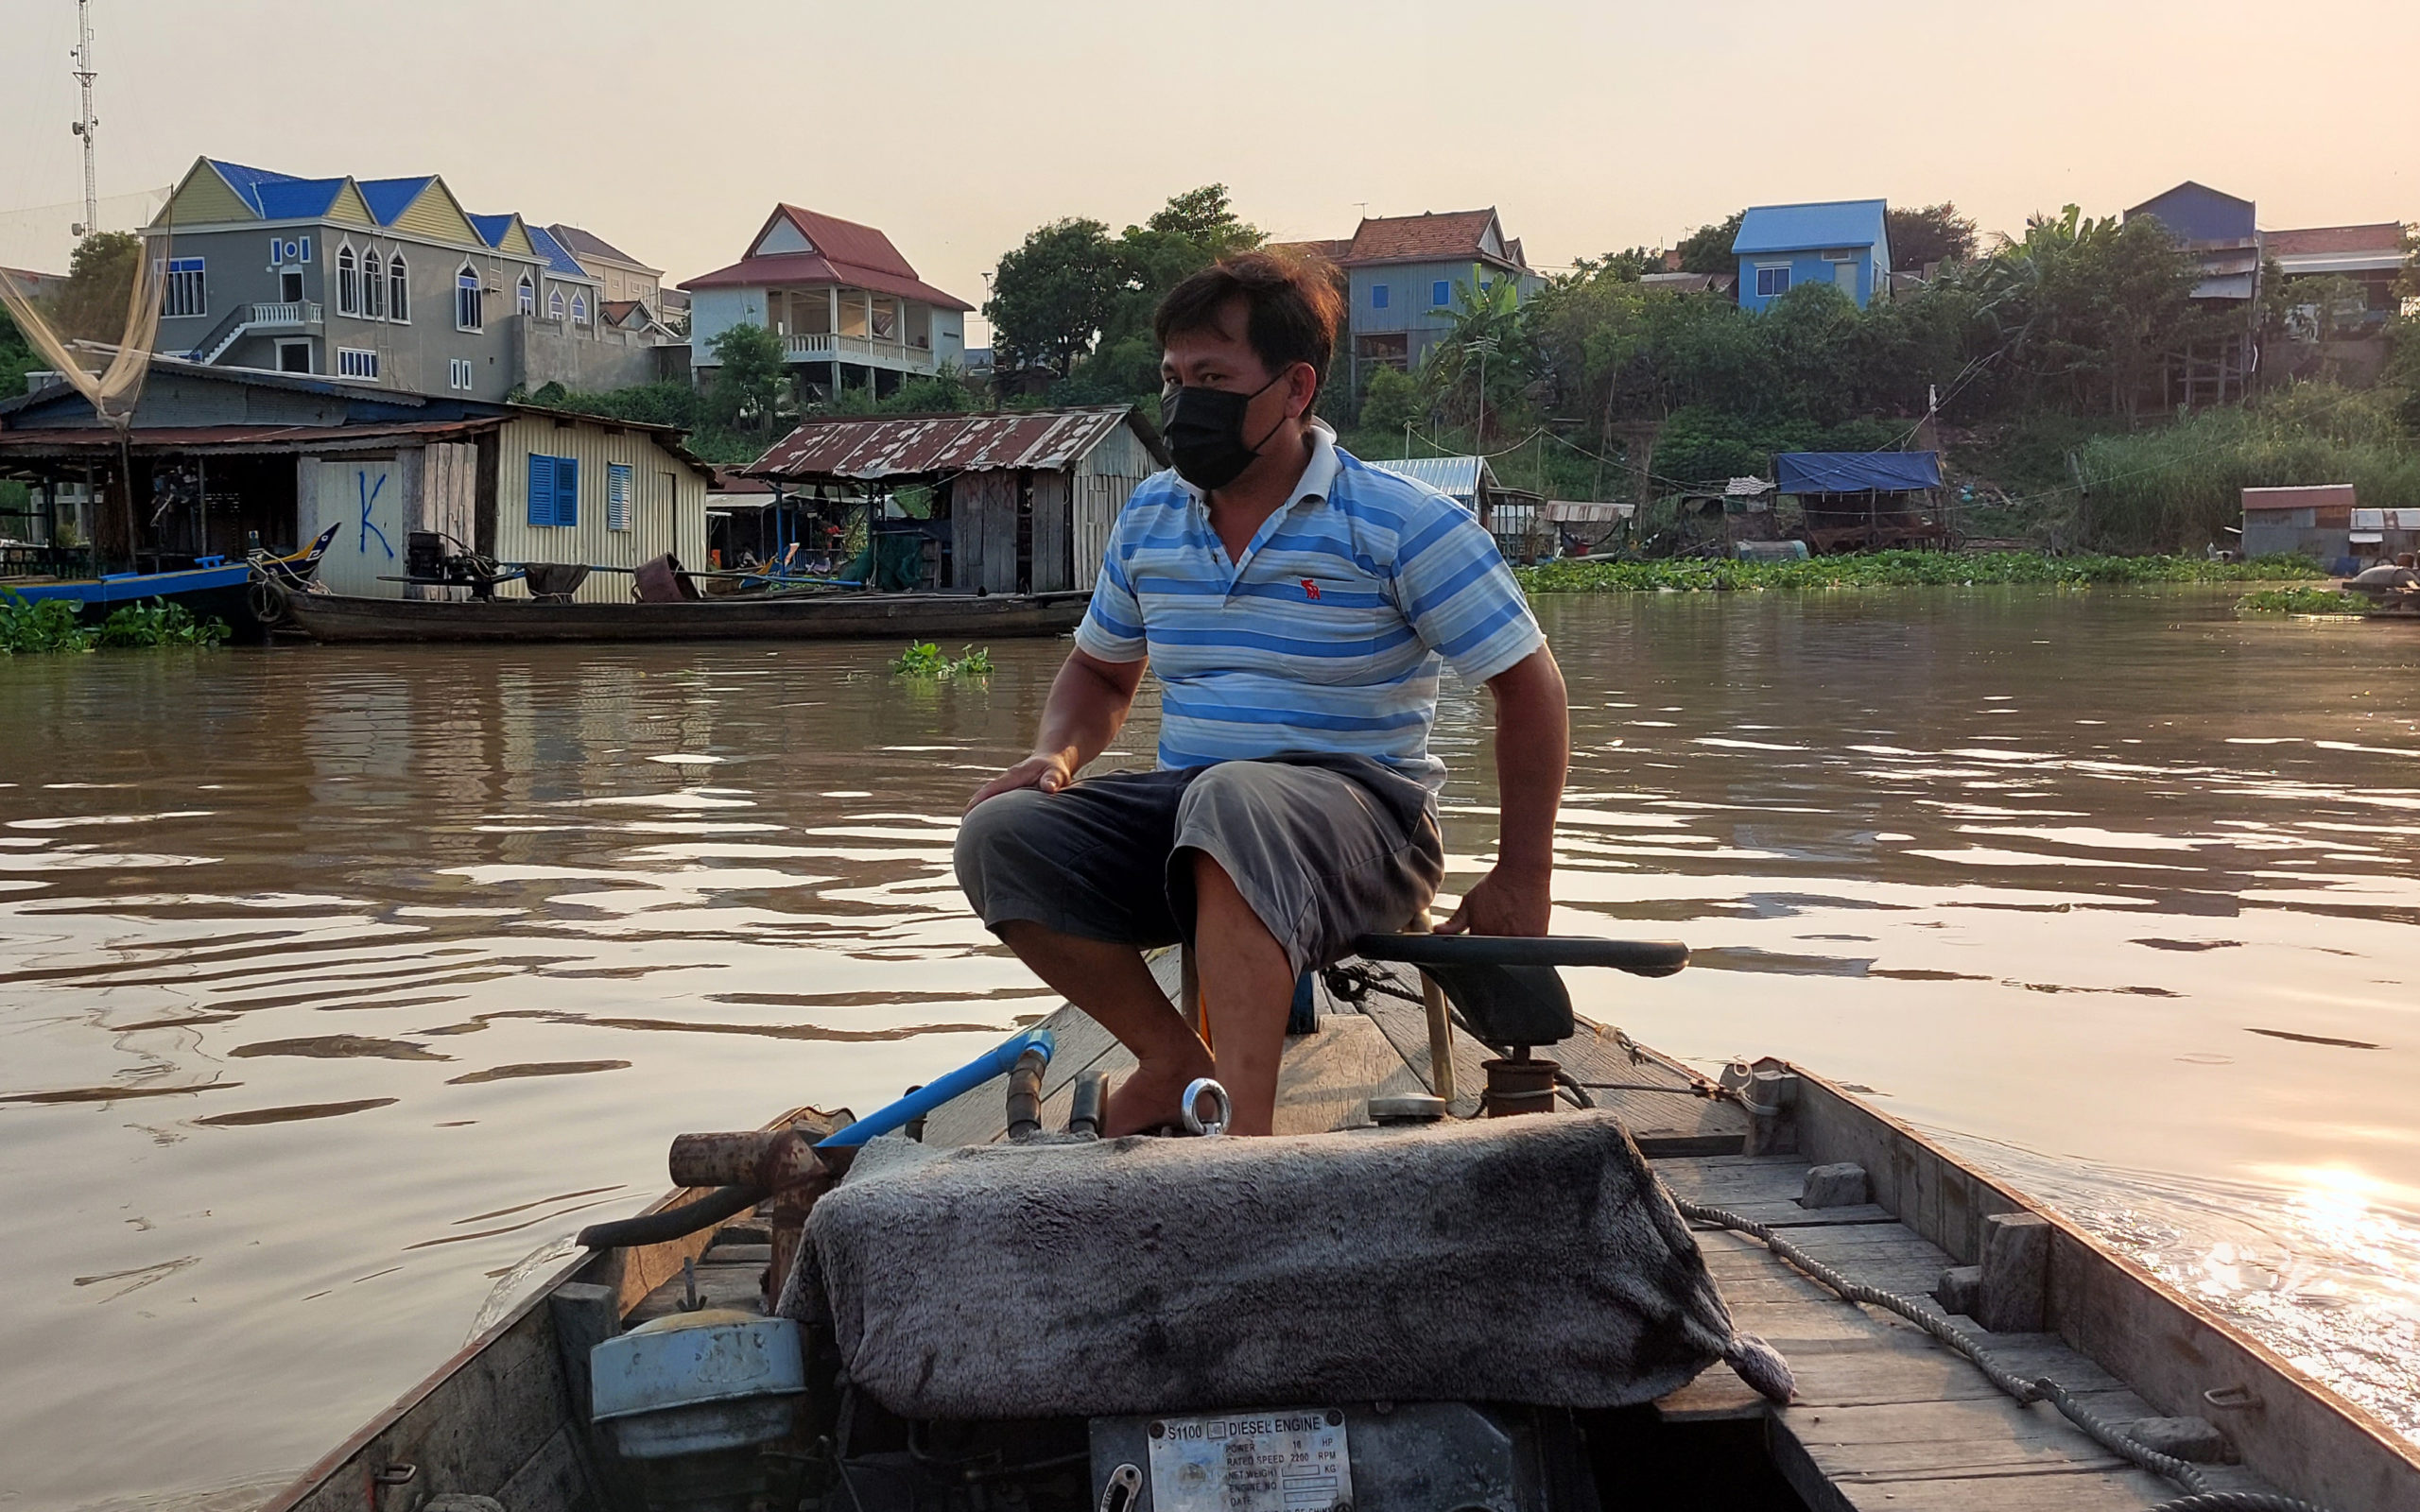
[747,406,1163,481]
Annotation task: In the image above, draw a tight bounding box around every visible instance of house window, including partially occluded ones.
[448,358,475,391]
[280,269,305,303]
[1754,265,1790,299]
[362,249,385,319]
[388,254,408,323]
[298,236,310,264]
[1371,284,1390,310]
[162,256,206,318]
[1431,280,1450,307]
[572,292,589,326]
[517,274,535,317]
[456,266,483,331]
[527,454,579,528]
[337,245,359,316]
[336,347,380,381]
[277,340,312,374]
[548,286,565,321]
[607,463,631,531]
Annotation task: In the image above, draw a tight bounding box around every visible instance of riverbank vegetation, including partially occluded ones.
[1518,551,2325,595]
[525,187,2419,553]
[0,593,231,655]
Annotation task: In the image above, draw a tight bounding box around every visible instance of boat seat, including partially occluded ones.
[1352,934,1688,1050]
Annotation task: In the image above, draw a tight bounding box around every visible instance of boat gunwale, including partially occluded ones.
[1775,1057,2420,1509]
[255,1105,829,1512]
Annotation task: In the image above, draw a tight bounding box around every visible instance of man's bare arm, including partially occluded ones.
[965,648,1148,810]
[1436,645,1568,936]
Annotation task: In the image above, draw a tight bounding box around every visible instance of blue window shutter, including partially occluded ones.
[527,455,552,526]
[1372,284,1388,309]
[555,456,579,528]
[1433,281,1449,306]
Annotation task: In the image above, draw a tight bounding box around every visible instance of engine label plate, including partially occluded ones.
[1144,1408,1351,1512]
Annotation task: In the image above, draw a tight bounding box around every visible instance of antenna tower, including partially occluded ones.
[70,0,99,237]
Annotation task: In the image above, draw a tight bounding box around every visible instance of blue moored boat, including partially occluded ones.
[2,524,338,633]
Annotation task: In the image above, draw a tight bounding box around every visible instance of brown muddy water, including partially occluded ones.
[3,585,2418,1509]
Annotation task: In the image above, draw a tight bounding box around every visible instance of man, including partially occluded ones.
[955,252,1568,1136]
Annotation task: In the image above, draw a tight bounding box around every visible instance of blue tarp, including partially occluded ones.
[1774,452,1942,495]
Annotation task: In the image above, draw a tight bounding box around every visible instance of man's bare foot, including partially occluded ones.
[1104,1052,1214,1137]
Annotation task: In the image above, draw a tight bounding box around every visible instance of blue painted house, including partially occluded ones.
[1731,199,1892,313]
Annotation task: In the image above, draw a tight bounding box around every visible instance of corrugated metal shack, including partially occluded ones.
[744,406,1166,593]
[0,359,712,602]
[2238,485,2402,571]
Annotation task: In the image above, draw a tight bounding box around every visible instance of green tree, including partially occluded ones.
[1675,213,1745,275]
[50,231,143,346]
[1359,366,1426,444]
[707,320,787,431]
[1143,184,1261,254]
[0,303,40,397]
[985,218,1123,378]
[1885,203,1979,271]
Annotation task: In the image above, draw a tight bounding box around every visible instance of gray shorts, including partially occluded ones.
[953,753,1444,975]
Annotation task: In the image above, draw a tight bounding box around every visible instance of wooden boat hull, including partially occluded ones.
[264,961,2420,1512]
[273,587,1091,644]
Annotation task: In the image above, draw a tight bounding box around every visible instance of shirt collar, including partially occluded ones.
[1175,419,1341,511]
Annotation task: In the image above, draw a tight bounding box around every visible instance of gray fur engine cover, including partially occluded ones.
[787,1110,1758,1420]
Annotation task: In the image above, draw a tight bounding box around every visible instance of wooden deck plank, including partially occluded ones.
[1270,1014,1428,1134]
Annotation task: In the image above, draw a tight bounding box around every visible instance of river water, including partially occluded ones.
[3,585,2416,1508]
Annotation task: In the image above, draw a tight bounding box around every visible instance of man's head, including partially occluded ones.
[1154,252,1342,492]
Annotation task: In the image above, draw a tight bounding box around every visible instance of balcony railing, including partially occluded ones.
[251,301,321,327]
[783,331,936,369]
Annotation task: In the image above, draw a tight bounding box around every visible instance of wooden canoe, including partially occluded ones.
[268,586,1091,644]
[262,954,2420,1512]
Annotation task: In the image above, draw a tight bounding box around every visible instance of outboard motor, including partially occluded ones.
[591,1309,806,1512]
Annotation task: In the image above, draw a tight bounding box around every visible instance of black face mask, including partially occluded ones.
[1161,369,1290,492]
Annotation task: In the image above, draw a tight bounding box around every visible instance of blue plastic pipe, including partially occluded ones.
[815,1026,1055,1149]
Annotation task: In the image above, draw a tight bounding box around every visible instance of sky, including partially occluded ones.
[2,0,2414,345]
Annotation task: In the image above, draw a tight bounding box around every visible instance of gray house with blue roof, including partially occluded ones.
[1731,199,1892,313]
[141,158,660,402]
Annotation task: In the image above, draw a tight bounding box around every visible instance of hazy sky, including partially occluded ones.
[3,0,2413,343]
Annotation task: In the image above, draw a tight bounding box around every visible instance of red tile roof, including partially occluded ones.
[1343,209,1521,269]
[2262,223,2405,257]
[681,204,974,310]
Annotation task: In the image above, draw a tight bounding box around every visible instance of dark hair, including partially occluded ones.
[1154,250,1343,401]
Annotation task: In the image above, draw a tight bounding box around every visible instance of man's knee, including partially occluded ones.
[953,788,1052,901]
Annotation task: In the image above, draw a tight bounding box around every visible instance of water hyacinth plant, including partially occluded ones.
[0,593,232,654]
[891,642,994,679]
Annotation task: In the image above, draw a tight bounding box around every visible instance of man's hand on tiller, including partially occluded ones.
[1433,865,1552,936]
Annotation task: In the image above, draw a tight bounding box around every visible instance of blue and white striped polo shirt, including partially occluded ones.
[1074,424,1545,788]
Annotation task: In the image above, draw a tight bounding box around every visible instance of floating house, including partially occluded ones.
[744,407,1165,593]
[1731,200,1893,313]
[2237,484,2398,570]
[0,359,709,602]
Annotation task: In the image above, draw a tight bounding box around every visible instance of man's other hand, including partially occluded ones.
[1434,865,1551,936]
[966,753,1076,812]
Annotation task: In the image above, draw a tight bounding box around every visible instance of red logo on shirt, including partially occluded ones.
[1302,578,1321,601]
